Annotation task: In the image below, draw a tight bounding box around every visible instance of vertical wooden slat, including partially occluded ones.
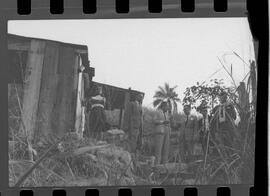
[121,91,130,129]
[75,71,83,136]
[21,40,45,141]
[52,46,76,137]
[75,56,82,133]
[73,54,79,91]
[35,42,59,141]
[71,54,80,130]
[119,109,123,128]
[81,72,86,136]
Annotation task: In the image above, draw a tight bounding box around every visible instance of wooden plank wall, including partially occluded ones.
[35,42,59,141]
[51,45,76,137]
[35,42,80,141]
[9,37,84,143]
[21,40,45,141]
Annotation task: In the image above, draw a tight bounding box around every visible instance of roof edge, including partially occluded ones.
[8,33,88,51]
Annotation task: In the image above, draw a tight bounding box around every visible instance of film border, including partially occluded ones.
[2,0,247,19]
[0,0,267,195]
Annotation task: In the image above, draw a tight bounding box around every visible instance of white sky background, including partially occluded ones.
[8,18,255,110]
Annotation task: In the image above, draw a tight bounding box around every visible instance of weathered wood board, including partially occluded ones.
[21,40,45,140]
[121,91,130,129]
[71,54,80,130]
[75,71,84,137]
[35,42,59,141]
[8,34,89,143]
[35,43,81,141]
[51,46,76,137]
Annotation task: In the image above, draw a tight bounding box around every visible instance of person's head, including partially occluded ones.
[91,85,102,96]
[97,86,104,95]
[183,104,191,116]
[219,92,228,104]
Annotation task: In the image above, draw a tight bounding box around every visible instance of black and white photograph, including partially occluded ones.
[7,18,256,187]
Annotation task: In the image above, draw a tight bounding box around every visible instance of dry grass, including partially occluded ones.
[8,56,256,186]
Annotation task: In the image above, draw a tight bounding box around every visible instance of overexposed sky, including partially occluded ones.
[8,18,255,109]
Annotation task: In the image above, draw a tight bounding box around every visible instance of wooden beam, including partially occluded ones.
[72,54,80,131]
[21,40,45,141]
[75,71,84,137]
[75,48,88,54]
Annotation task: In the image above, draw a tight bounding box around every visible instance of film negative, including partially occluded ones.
[0,0,268,195]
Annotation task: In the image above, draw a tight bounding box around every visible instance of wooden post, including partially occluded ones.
[237,82,249,110]
[21,40,45,141]
[71,54,80,131]
[75,58,85,138]
[81,80,86,138]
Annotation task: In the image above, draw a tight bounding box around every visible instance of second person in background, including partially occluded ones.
[153,101,172,165]
[181,104,198,162]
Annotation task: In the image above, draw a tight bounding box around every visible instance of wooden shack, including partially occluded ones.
[8,34,144,143]
[92,82,144,127]
[8,34,90,142]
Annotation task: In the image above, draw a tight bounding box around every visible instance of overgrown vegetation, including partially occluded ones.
[8,55,256,186]
[180,58,256,184]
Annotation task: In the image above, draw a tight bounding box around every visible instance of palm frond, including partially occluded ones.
[158,86,167,95]
[172,85,178,90]
[153,91,167,99]
[154,83,180,113]
[164,83,170,93]
[153,99,163,108]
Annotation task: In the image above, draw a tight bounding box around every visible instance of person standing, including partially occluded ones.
[84,85,107,140]
[153,101,171,165]
[123,94,143,153]
[181,104,198,162]
[211,92,237,156]
[197,101,210,155]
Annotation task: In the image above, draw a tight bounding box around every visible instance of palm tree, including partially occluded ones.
[153,83,180,114]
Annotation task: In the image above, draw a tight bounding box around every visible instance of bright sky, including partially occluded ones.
[8,18,255,110]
